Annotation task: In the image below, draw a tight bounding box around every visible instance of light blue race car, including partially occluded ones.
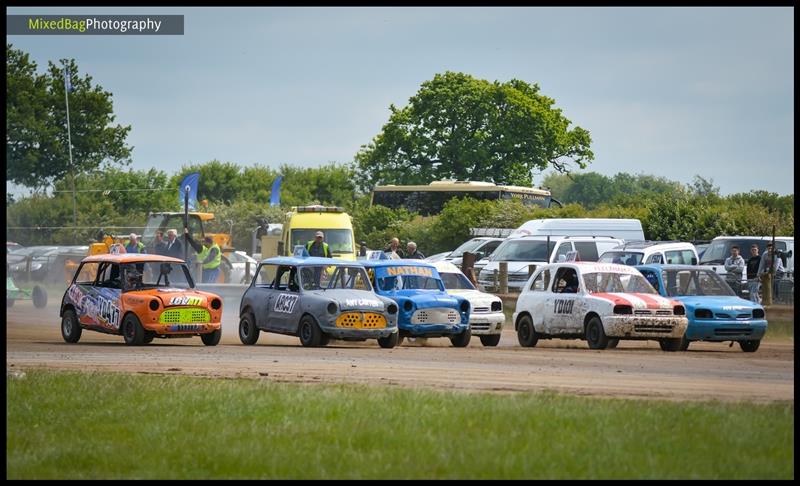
[360,258,471,347]
[635,264,767,352]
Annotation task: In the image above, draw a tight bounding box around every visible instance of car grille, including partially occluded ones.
[634,309,673,316]
[633,324,675,333]
[472,306,490,314]
[335,312,386,329]
[714,312,752,319]
[411,308,460,324]
[159,308,210,324]
[714,328,753,336]
[508,273,530,281]
[471,323,491,331]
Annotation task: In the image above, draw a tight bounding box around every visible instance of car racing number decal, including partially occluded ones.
[169,296,202,306]
[70,285,121,329]
[553,299,575,315]
[274,294,299,314]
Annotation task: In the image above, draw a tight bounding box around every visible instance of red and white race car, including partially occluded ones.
[513,262,688,351]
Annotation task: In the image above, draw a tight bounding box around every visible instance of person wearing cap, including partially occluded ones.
[306,231,331,258]
[125,233,146,254]
[186,230,222,283]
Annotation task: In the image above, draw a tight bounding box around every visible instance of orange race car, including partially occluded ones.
[59,254,223,346]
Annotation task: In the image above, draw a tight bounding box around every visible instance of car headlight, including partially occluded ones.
[752,308,765,319]
[673,305,685,316]
[327,302,338,314]
[460,300,470,313]
[613,305,633,315]
[491,301,502,312]
[403,300,413,312]
[387,303,398,315]
[694,308,713,319]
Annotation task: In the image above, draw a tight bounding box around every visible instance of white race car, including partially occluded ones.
[513,262,688,351]
[433,261,505,346]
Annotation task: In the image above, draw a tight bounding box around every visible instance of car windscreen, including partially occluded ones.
[582,272,657,294]
[376,275,443,291]
[491,240,551,262]
[122,261,194,290]
[661,269,736,297]
[291,229,354,254]
[598,251,644,266]
[449,239,487,258]
[440,271,476,290]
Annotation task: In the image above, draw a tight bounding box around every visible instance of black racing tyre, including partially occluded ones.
[659,338,682,352]
[7,299,14,308]
[319,334,331,347]
[396,335,405,347]
[61,308,82,343]
[201,329,222,346]
[122,314,146,346]
[607,338,620,349]
[143,332,156,344]
[32,285,47,309]
[450,328,471,348]
[516,315,539,348]
[239,313,260,345]
[479,334,501,347]
[585,316,609,350]
[679,335,690,351]
[377,332,399,349]
[739,340,761,353]
[298,315,323,347]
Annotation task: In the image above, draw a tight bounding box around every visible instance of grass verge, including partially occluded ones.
[7,369,793,479]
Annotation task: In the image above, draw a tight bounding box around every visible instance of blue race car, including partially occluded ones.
[635,264,767,352]
[361,258,471,347]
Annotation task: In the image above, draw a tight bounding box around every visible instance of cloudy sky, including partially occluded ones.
[6,6,794,196]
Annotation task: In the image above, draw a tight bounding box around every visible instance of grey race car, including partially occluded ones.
[238,255,400,347]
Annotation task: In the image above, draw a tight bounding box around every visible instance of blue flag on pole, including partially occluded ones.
[269,175,283,207]
[178,172,200,210]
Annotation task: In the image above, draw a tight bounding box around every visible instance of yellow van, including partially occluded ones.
[283,206,357,260]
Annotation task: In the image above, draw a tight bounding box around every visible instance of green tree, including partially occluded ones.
[173,160,244,204]
[354,71,593,190]
[6,44,132,190]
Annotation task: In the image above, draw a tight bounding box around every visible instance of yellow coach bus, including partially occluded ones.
[370,180,562,216]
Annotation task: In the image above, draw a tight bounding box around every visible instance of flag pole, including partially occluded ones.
[62,61,77,238]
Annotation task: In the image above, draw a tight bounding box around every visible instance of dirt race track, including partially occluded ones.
[6,300,795,403]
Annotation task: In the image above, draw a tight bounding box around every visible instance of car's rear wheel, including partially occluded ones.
[239,313,259,345]
[377,332,399,349]
[61,308,82,343]
[659,338,682,352]
[479,334,501,347]
[201,329,221,346]
[32,285,47,309]
[585,317,609,350]
[122,314,145,346]
[298,315,323,347]
[450,328,471,347]
[739,340,761,353]
[517,315,539,347]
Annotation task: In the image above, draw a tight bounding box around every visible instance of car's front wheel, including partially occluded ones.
[239,313,259,345]
[479,334,501,347]
[377,332,399,349]
[585,316,609,350]
[679,335,691,351]
[61,308,82,343]
[517,315,539,348]
[298,315,323,347]
[201,329,221,346]
[122,314,146,346]
[739,340,761,353]
[450,328,471,348]
[659,338,682,352]
[32,285,47,309]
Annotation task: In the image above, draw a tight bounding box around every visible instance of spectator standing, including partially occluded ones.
[125,233,146,254]
[163,229,184,260]
[405,241,425,259]
[305,231,332,258]
[745,244,761,303]
[186,230,222,283]
[384,237,405,258]
[724,245,745,293]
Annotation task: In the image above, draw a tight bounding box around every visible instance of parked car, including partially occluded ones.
[59,254,223,346]
[432,260,505,346]
[7,241,23,253]
[635,264,767,352]
[513,262,688,350]
[238,256,399,347]
[7,246,60,281]
[478,236,622,293]
[361,258,471,347]
[598,241,698,266]
[225,250,259,284]
[428,237,505,267]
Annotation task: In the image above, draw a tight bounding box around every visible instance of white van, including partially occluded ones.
[477,235,622,292]
[598,241,699,266]
[508,218,644,241]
